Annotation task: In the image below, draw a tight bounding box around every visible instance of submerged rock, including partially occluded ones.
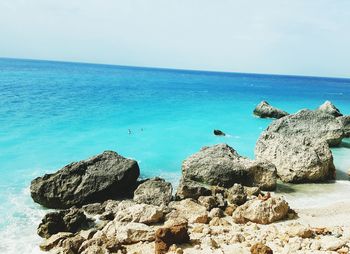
[253,100,289,119]
[30,151,140,209]
[233,196,289,224]
[213,129,226,136]
[178,144,277,192]
[133,177,172,206]
[318,100,343,117]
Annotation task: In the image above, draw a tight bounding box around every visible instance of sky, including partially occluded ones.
[0,0,349,78]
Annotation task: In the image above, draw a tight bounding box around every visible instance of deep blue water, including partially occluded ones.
[1,58,350,253]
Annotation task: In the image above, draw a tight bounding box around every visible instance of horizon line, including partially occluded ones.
[1,56,349,81]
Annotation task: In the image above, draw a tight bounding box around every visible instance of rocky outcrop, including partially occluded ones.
[133,177,172,206]
[255,109,349,183]
[232,196,289,224]
[253,101,289,119]
[178,144,277,194]
[318,100,343,117]
[37,208,89,238]
[30,151,140,209]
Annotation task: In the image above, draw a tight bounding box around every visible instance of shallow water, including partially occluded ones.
[0,58,350,253]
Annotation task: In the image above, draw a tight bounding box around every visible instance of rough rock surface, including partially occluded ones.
[226,184,247,206]
[30,151,140,208]
[37,208,89,238]
[232,196,289,224]
[168,199,208,224]
[253,100,289,119]
[250,242,273,254]
[179,144,277,191]
[113,203,164,225]
[176,178,212,200]
[213,129,226,136]
[155,218,190,254]
[318,100,343,117]
[133,177,173,206]
[255,109,347,183]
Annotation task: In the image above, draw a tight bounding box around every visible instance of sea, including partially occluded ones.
[0,58,350,253]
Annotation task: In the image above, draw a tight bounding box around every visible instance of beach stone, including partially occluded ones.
[232,196,289,224]
[317,100,343,117]
[226,183,247,205]
[255,109,344,183]
[155,219,190,254]
[250,242,273,254]
[176,178,212,200]
[198,196,218,211]
[82,202,105,215]
[99,220,155,244]
[78,233,125,254]
[287,224,313,238]
[179,144,277,191]
[133,177,173,206]
[253,100,289,119]
[168,199,208,224]
[59,234,85,253]
[319,235,345,251]
[113,203,164,225]
[37,208,89,238]
[31,151,140,209]
[39,232,73,251]
[208,208,224,218]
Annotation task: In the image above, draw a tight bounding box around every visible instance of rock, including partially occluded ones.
[82,202,105,215]
[208,208,224,218]
[250,242,273,254]
[60,234,85,253]
[226,183,247,205]
[198,196,218,211]
[209,217,231,227]
[99,221,155,244]
[224,204,238,216]
[253,100,289,119]
[233,196,289,224]
[113,203,164,225]
[39,232,73,251]
[38,208,89,238]
[180,144,277,191]
[257,135,335,183]
[79,229,97,240]
[287,224,313,238]
[176,178,212,200]
[133,177,173,206]
[255,109,344,183]
[168,199,208,224]
[319,235,346,251]
[318,101,343,117]
[155,219,190,254]
[31,151,140,209]
[78,233,125,254]
[213,129,226,136]
[244,186,261,196]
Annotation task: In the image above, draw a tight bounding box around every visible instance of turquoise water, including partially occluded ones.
[1,58,350,253]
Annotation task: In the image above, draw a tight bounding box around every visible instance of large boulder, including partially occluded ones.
[179,144,277,192]
[253,100,289,119]
[255,109,344,183]
[318,100,343,117]
[232,196,289,224]
[133,177,172,206]
[30,151,140,209]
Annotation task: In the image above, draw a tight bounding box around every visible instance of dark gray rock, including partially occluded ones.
[133,177,173,206]
[30,151,140,209]
[179,144,277,191]
[38,208,89,238]
[253,101,289,119]
[213,129,225,136]
[226,183,247,206]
